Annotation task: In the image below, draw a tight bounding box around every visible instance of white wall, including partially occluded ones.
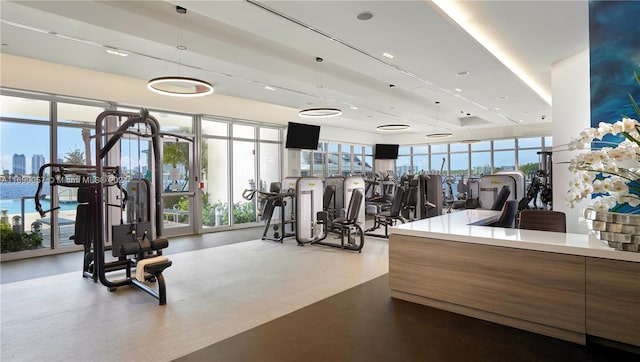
[551,49,591,233]
[0,54,297,126]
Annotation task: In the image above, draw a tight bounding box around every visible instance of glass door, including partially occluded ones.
[161,139,194,235]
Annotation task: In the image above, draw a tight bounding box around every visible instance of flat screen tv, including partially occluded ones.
[374,144,399,159]
[285,122,320,150]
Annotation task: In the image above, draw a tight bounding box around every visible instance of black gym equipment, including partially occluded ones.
[243,181,296,243]
[34,109,192,305]
[365,186,407,238]
[296,176,365,253]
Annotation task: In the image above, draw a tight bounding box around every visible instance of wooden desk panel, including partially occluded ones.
[390,234,586,343]
[586,257,640,347]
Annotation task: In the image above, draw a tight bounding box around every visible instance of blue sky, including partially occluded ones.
[0,122,50,173]
[1,121,152,175]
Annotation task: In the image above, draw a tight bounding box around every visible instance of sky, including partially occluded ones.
[0,122,148,174]
[0,122,50,173]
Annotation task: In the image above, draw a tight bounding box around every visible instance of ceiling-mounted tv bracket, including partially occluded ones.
[176,5,187,14]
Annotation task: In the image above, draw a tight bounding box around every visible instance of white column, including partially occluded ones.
[551,49,591,233]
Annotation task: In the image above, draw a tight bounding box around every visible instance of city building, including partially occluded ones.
[31,154,44,175]
[11,153,25,175]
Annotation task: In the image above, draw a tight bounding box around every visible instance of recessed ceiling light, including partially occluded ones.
[426,133,453,138]
[454,88,463,92]
[459,139,481,144]
[377,124,410,131]
[357,11,374,21]
[382,52,395,59]
[497,96,509,100]
[350,105,359,110]
[264,85,276,90]
[105,49,128,57]
[455,71,470,77]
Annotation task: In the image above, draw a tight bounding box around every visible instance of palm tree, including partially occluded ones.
[64,149,84,164]
[82,128,92,166]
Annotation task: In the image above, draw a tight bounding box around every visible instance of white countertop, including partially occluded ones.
[390,209,640,262]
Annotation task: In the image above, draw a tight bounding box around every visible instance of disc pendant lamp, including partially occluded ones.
[147,6,213,97]
[377,84,410,131]
[426,101,452,138]
[298,57,342,118]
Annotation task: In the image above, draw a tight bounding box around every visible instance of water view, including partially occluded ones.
[0,182,77,214]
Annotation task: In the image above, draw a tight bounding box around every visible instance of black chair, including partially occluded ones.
[489,200,518,228]
[314,189,365,252]
[332,189,364,229]
[490,186,511,211]
[368,188,407,238]
[518,210,567,233]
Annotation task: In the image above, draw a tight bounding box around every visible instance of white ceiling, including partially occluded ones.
[0,0,589,140]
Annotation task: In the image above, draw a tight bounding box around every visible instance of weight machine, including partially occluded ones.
[296,176,366,252]
[520,151,553,210]
[35,109,191,305]
[243,178,296,242]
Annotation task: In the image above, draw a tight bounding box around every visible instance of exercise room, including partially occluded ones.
[1,1,639,361]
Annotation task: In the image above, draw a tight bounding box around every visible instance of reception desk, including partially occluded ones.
[389,210,640,347]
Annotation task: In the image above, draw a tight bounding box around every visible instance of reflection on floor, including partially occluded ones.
[0,232,388,361]
[178,274,638,362]
[0,226,263,284]
[1,228,637,362]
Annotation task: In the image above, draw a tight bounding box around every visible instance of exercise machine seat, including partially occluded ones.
[489,200,518,228]
[376,188,405,221]
[323,185,336,211]
[332,189,363,227]
[490,186,511,211]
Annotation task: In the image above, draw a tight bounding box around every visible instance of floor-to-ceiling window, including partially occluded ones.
[201,121,281,230]
[118,107,196,236]
[339,143,352,176]
[517,137,543,175]
[298,142,374,178]
[470,141,492,177]
[259,127,282,191]
[429,144,448,174]
[449,143,469,201]
[232,124,258,226]
[201,119,230,229]
[56,101,106,246]
[1,88,284,259]
[412,145,428,174]
[1,92,110,257]
[396,146,412,176]
[493,139,516,172]
[0,95,52,254]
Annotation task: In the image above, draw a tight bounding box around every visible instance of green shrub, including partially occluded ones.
[174,194,256,226]
[1,223,42,253]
